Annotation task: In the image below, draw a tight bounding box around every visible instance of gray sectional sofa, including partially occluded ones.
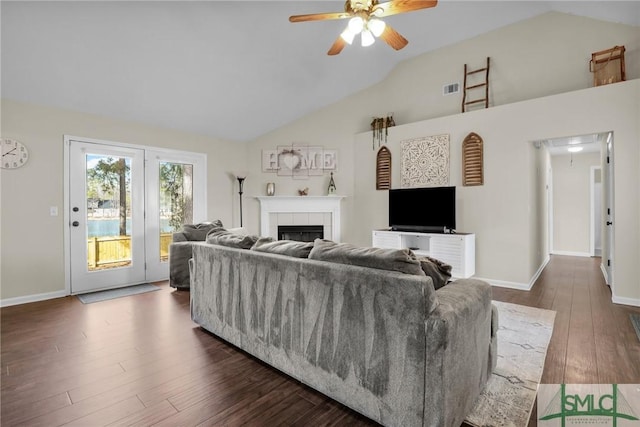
[189,238,498,427]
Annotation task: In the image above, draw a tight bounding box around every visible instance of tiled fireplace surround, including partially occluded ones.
[255,196,345,242]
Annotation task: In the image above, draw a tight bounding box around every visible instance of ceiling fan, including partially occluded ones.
[289,0,438,55]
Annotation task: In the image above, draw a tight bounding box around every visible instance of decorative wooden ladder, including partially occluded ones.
[462,57,490,113]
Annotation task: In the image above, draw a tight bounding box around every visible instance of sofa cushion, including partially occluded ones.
[418,256,452,290]
[308,239,425,276]
[250,237,314,258]
[206,228,259,249]
[180,220,224,241]
[169,242,194,289]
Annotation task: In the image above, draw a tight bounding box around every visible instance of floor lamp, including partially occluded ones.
[236,175,246,227]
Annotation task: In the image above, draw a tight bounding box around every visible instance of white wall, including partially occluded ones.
[551,152,601,256]
[0,99,247,302]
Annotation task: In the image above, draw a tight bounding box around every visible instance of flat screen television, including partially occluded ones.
[389,186,456,233]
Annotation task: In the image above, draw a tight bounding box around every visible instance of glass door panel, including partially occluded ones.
[86,155,133,271]
[159,162,194,261]
[145,151,206,282]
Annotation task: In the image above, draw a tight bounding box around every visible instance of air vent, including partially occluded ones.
[443,82,460,95]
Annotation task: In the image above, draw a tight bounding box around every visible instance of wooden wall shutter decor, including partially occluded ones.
[462,132,483,186]
[376,146,391,190]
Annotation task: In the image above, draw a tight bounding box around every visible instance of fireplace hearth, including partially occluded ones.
[278,225,324,242]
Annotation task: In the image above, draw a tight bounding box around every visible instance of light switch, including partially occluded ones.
[50,206,58,216]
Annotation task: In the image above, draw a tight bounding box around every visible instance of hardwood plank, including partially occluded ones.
[105,399,178,427]
[60,395,145,427]
[0,391,71,425]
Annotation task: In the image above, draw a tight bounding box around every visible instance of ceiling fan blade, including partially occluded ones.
[327,36,347,56]
[375,0,438,17]
[380,25,409,50]
[289,12,349,23]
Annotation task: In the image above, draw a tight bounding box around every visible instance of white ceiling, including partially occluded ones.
[2,1,639,142]
[541,133,602,156]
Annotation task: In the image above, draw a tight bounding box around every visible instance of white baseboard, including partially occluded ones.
[529,256,550,289]
[476,256,550,292]
[550,250,592,257]
[600,263,609,285]
[611,295,640,307]
[476,277,532,291]
[0,290,68,308]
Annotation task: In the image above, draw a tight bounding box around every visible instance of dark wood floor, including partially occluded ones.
[2,255,639,426]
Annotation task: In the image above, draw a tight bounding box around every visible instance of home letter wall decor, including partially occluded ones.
[462,132,484,186]
[400,134,450,188]
[376,146,391,190]
[262,145,337,179]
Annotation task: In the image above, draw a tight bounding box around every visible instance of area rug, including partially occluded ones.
[76,283,160,304]
[465,301,556,427]
[631,314,640,342]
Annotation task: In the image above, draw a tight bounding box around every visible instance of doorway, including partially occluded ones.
[541,131,614,288]
[65,136,206,294]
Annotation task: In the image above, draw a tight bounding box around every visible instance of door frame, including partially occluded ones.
[63,135,207,295]
[145,150,207,282]
[602,131,615,288]
[589,165,602,257]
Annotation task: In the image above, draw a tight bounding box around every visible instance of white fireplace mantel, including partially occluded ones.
[255,196,345,242]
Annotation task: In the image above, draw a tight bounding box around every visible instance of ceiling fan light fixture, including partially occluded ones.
[348,16,364,34]
[340,27,356,44]
[368,18,386,37]
[361,29,375,47]
[568,146,584,153]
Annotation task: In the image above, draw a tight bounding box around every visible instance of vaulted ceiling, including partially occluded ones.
[2,1,638,142]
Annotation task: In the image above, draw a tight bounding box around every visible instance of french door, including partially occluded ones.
[66,137,206,294]
[69,141,146,293]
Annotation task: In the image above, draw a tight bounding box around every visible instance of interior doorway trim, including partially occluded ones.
[590,166,602,257]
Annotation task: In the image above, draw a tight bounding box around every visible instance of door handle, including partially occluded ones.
[72,221,80,227]
[606,221,613,225]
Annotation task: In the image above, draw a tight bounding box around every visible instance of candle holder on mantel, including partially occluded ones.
[266,182,275,196]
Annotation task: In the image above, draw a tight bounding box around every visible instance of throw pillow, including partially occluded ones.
[418,256,452,290]
[181,220,224,241]
[308,239,425,276]
[250,237,314,258]
[206,228,259,249]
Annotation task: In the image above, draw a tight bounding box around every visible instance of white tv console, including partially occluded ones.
[372,230,475,279]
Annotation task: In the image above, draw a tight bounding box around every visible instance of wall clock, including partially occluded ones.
[1,138,29,169]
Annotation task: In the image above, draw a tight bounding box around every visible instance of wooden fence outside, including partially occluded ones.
[87,233,173,269]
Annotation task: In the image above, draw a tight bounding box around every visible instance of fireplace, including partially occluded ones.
[278,225,324,242]
[256,196,345,242]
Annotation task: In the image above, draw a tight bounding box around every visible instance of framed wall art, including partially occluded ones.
[401,134,450,188]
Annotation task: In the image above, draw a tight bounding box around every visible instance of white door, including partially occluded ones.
[69,140,146,293]
[145,151,207,282]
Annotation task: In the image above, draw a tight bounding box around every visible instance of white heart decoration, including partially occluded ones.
[281,153,300,170]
